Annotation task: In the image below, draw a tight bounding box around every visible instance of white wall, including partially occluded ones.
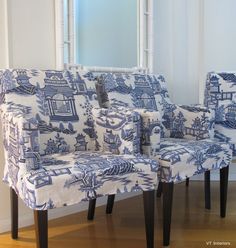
[201,0,236,101]
[153,0,201,104]
[7,0,56,69]
[154,0,236,105]
[0,0,9,68]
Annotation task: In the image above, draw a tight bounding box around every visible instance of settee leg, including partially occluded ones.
[143,190,155,248]
[186,178,189,187]
[156,182,163,198]
[220,166,229,218]
[205,171,211,209]
[34,210,48,248]
[106,195,115,214]
[163,182,174,246]
[10,188,18,239]
[87,199,96,220]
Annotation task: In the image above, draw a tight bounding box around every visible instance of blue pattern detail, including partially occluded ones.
[157,138,232,183]
[204,72,236,156]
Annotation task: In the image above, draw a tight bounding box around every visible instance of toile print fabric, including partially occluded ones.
[92,107,141,155]
[133,108,161,157]
[98,73,214,141]
[0,69,159,210]
[157,138,232,183]
[22,151,158,210]
[204,72,236,156]
[97,72,232,183]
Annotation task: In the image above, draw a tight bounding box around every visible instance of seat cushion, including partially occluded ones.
[157,138,232,183]
[215,124,236,157]
[16,151,158,210]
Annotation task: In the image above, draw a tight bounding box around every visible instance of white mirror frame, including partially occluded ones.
[55,0,154,73]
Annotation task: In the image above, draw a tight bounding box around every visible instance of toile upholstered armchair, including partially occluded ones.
[93,72,232,246]
[0,69,160,248]
[205,72,236,157]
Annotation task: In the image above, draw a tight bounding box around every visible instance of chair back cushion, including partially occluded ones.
[0,69,99,155]
[97,73,175,137]
[205,72,236,127]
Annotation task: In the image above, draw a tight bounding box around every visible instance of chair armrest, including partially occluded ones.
[132,108,161,157]
[94,106,161,157]
[92,106,141,155]
[0,103,41,171]
[170,104,215,140]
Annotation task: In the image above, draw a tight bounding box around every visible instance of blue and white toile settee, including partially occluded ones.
[94,72,232,246]
[205,72,236,157]
[0,69,160,248]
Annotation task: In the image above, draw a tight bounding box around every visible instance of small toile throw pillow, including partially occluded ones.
[92,107,141,155]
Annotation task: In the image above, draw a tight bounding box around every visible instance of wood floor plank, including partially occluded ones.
[0,182,236,248]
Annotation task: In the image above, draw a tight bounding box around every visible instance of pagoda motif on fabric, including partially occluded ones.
[14,70,36,95]
[71,72,97,100]
[21,120,41,168]
[170,112,187,138]
[162,98,177,130]
[103,129,121,154]
[43,72,79,121]
[44,133,69,155]
[148,75,168,98]
[208,75,236,108]
[185,114,209,140]
[168,111,209,140]
[74,134,88,151]
[225,104,236,125]
[7,118,21,188]
[132,74,157,110]
[142,117,160,145]
[114,75,132,94]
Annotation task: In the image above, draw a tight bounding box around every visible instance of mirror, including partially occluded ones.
[65,0,138,68]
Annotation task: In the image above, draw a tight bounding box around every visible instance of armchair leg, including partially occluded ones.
[163,182,174,247]
[156,182,163,198]
[87,199,96,220]
[143,190,155,248]
[186,178,189,187]
[34,210,48,248]
[106,195,115,214]
[220,166,229,218]
[204,171,211,210]
[10,188,18,240]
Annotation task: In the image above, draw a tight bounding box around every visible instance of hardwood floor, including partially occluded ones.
[0,181,236,248]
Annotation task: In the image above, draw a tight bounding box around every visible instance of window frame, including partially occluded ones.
[55,0,154,73]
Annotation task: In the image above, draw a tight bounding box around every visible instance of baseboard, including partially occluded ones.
[0,191,140,234]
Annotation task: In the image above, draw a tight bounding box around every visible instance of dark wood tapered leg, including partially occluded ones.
[143,190,155,248]
[10,188,18,239]
[204,170,211,209]
[156,181,163,198]
[34,210,48,248]
[87,199,96,220]
[106,195,115,214]
[220,166,229,218]
[163,182,174,247]
[186,178,189,187]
